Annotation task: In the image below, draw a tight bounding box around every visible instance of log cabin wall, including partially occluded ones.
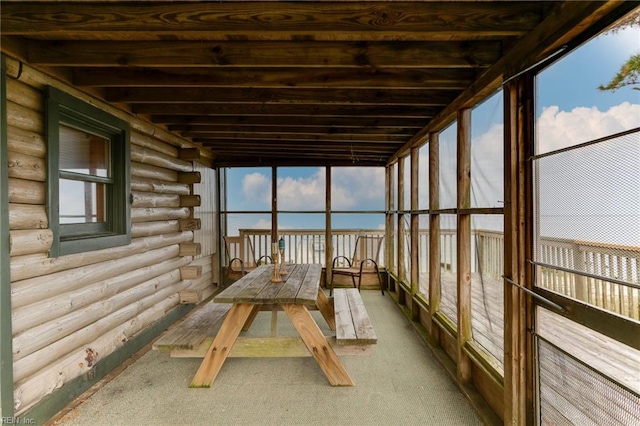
[3,56,217,416]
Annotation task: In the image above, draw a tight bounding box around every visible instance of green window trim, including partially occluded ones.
[46,86,131,257]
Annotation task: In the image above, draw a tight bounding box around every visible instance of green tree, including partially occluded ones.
[598,8,640,92]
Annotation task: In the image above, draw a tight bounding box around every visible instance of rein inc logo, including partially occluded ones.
[1,418,35,424]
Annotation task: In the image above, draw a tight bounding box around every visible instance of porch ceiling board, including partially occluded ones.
[1,1,629,168]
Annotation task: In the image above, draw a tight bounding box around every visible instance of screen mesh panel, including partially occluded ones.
[418,214,430,299]
[538,339,640,425]
[534,129,640,320]
[537,307,640,425]
[439,214,458,324]
[470,215,504,367]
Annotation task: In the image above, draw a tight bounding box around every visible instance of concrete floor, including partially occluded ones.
[50,291,483,426]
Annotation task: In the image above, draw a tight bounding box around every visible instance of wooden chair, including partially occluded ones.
[223,235,271,283]
[330,235,384,296]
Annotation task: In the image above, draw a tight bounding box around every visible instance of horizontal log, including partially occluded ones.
[9,229,53,257]
[178,148,201,161]
[9,203,47,230]
[131,220,180,238]
[10,230,193,284]
[179,218,201,231]
[13,295,180,414]
[9,245,181,310]
[130,144,193,173]
[180,265,203,280]
[7,101,43,133]
[6,77,43,112]
[8,150,46,182]
[177,171,201,184]
[130,176,190,195]
[13,268,184,363]
[131,161,178,182]
[179,276,216,304]
[11,247,186,336]
[130,191,180,208]
[131,206,191,223]
[131,161,179,182]
[7,125,46,158]
[179,243,201,257]
[130,130,179,158]
[180,195,201,207]
[8,178,46,205]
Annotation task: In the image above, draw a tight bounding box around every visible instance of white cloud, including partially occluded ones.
[332,167,385,210]
[277,169,325,210]
[537,102,640,153]
[242,172,271,207]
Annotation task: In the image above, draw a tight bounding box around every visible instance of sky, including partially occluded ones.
[224,24,640,245]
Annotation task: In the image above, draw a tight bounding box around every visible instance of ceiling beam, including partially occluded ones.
[25,40,502,68]
[73,67,478,89]
[169,125,416,136]
[2,2,542,39]
[134,104,439,117]
[104,87,458,106]
[153,116,428,128]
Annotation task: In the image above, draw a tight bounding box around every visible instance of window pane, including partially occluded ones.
[418,145,429,210]
[225,167,271,211]
[59,179,107,224]
[439,123,457,209]
[59,124,110,178]
[440,214,457,324]
[471,90,503,208]
[331,166,385,211]
[277,167,325,211]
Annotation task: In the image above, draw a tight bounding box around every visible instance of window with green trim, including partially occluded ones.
[46,86,131,256]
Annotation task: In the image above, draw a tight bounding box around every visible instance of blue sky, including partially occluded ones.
[224,24,640,243]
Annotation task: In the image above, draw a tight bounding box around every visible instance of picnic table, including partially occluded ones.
[189,263,356,387]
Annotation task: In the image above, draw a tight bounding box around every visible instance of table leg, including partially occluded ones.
[190,303,254,388]
[242,304,262,331]
[281,303,354,386]
[316,289,336,331]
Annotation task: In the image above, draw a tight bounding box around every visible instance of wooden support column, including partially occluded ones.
[429,132,441,340]
[271,167,277,243]
[0,54,15,418]
[325,166,332,288]
[397,156,406,286]
[457,108,472,384]
[410,146,420,319]
[385,165,395,291]
[504,74,534,425]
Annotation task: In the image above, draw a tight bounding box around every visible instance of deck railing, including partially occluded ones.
[233,228,639,319]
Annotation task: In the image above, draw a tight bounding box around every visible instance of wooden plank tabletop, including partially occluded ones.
[215,264,321,306]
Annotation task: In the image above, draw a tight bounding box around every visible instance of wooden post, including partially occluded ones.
[504,75,533,425]
[410,146,420,319]
[271,167,277,245]
[325,166,332,288]
[1,53,16,419]
[457,108,472,384]
[429,132,441,340]
[397,156,406,285]
[385,165,395,291]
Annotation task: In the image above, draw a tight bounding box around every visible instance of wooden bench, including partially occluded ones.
[153,300,231,351]
[333,288,377,345]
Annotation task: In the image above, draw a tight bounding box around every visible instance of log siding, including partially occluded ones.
[4,59,214,415]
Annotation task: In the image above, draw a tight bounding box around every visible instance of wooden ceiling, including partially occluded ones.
[1,1,633,167]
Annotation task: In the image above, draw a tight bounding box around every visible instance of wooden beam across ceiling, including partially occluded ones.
[2,2,542,40]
